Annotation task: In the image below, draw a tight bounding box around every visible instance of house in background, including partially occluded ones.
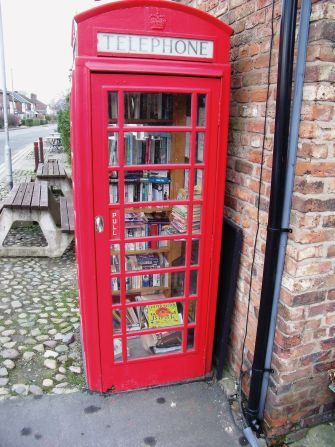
[29,93,48,117]
[11,91,36,119]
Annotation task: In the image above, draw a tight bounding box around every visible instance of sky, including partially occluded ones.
[1,0,113,104]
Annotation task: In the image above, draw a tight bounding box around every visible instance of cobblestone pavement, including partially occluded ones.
[0,147,84,400]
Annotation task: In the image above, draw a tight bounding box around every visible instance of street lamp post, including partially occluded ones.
[0,0,13,191]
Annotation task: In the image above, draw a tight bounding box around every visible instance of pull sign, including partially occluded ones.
[110,210,120,240]
[97,33,214,59]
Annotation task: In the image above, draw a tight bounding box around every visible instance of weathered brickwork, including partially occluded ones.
[182,0,335,440]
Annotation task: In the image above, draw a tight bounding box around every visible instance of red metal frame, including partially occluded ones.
[71,0,232,392]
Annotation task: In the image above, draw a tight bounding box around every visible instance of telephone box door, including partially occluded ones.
[91,73,223,391]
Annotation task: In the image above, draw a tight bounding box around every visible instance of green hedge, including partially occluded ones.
[21,118,48,127]
[57,96,71,162]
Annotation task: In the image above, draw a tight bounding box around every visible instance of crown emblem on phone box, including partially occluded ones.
[149,12,167,30]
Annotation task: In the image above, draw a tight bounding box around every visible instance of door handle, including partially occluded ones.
[95,216,104,233]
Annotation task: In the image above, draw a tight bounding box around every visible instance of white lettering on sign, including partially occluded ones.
[97,33,214,59]
[111,210,120,239]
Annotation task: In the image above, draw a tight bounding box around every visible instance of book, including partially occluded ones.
[146,302,181,328]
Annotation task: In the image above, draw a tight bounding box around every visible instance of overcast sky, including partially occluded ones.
[1,0,112,104]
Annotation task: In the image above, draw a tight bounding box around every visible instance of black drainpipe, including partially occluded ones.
[246,0,298,429]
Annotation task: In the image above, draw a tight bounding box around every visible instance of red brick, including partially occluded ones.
[246,119,265,133]
[235,159,253,174]
[249,88,268,102]
[308,303,326,317]
[292,196,335,213]
[320,337,335,350]
[320,45,335,62]
[235,59,254,73]
[292,291,326,307]
[301,103,334,121]
[300,350,331,367]
[295,160,335,177]
[298,142,328,159]
[323,216,335,227]
[314,360,335,372]
[299,121,319,139]
[294,178,324,194]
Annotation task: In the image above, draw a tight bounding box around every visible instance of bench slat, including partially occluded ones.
[21,182,35,209]
[12,183,28,208]
[58,164,67,177]
[31,182,41,209]
[60,197,70,232]
[39,181,49,209]
[3,184,20,207]
[36,164,43,176]
[53,161,60,176]
[67,200,75,232]
[48,161,54,176]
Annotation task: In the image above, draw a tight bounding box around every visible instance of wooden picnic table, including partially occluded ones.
[0,181,74,257]
[36,159,72,197]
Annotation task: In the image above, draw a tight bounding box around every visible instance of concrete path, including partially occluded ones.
[0,381,243,447]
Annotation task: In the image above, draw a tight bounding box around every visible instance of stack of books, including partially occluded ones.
[122,170,170,203]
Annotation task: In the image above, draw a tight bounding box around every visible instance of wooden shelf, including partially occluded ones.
[125,206,172,212]
[108,119,173,125]
[111,247,169,256]
[112,286,170,296]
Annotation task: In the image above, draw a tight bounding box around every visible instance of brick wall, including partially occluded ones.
[182,0,335,440]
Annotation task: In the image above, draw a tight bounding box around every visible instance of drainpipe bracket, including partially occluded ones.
[267,226,292,233]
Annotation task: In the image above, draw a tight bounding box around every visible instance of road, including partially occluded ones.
[0,124,57,164]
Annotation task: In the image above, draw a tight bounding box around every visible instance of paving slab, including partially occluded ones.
[0,381,242,447]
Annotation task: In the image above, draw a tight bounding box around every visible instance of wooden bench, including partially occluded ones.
[0,181,74,258]
[60,197,75,233]
[36,159,72,197]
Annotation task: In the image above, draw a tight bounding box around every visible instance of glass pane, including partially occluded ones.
[127,331,182,359]
[111,244,120,273]
[108,133,118,166]
[108,92,118,126]
[113,338,123,362]
[187,328,195,350]
[109,174,119,204]
[124,169,189,203]
[124,93,191,126]
[124,271,185,296]
[126,300,184,333]
[125,240,186,271]
[194,170,203,199]
[191,239,200,265]
[197,94,206,127]
[112,309,122,334]
[111,277,120,293]
[192,204,201,233]
[124,132,191,165]
[188,300,196,323]
[190,270,198,295]
[124,207,190,238]
[196,133,205,163]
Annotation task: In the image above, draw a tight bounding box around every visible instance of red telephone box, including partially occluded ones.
[71,0,232,392]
